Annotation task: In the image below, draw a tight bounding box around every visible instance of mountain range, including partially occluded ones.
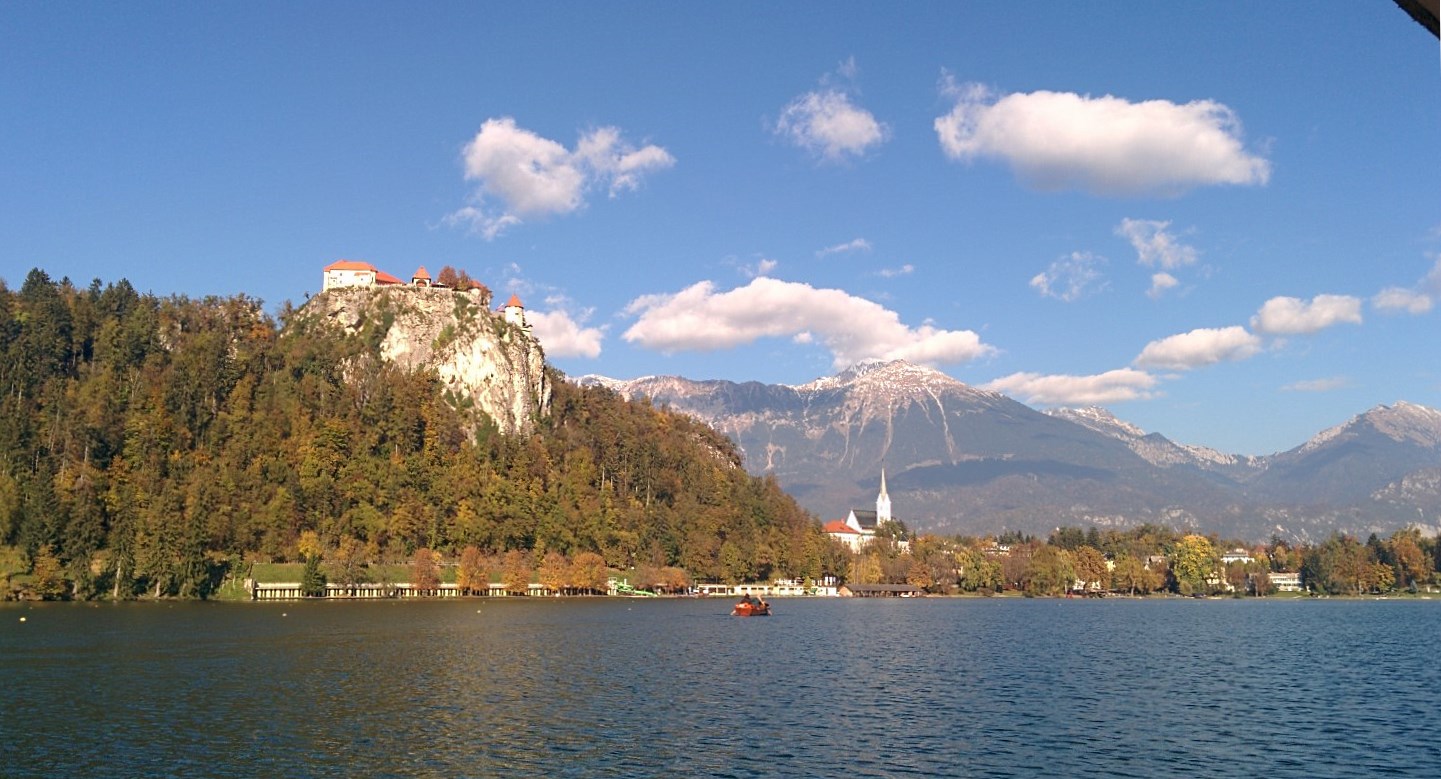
[579,361,1441,542]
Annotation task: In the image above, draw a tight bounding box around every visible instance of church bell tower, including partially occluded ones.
[876,467,892,525]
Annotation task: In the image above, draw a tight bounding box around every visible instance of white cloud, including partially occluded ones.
[878,264,915,278]
[739,257,779,278]
[1372,286,1433,314]
[1030,251,1106,302]
[982,368,1159,406]
[1116,219,1198,270]
[934,78,1271,195]
[1250,294,1363,335]
[1134,326,1262,370]
[816,238,873,258]
[447,117,674,239]
[1147,272,1179,299]
[775,82,889,162]
[1372,255,1441,315]
[1281,377,1349,393]
[528,308,605,359]
[622,276,994,370]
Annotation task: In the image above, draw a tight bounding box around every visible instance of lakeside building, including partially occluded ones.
[1267,572,1303,592]
[1220,548,1255,565]
[824,469,909,552]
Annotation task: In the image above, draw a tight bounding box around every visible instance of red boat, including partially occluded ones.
[731,601,771,616]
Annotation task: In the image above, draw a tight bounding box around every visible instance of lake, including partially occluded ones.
[3,597,1439,778]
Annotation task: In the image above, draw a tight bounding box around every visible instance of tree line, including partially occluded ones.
[843,523,1439,597]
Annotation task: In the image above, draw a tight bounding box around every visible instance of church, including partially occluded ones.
[823,469,905,552]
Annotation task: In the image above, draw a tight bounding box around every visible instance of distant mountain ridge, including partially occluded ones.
[579,361,1441,541]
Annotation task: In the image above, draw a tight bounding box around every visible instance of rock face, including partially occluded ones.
[302,286,550,435]
[581,360,1441,541]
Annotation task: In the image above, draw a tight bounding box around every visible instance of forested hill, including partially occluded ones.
[0,269,829,599]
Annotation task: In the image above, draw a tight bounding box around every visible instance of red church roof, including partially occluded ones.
[823,520,860,535]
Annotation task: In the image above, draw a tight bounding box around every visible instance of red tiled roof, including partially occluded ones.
[505,294,524,308]
[324,259,376,272]
[375,271,404,285]
[412,266,431,280]
[823,520,860,534]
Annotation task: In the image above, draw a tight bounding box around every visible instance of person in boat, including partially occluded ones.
[755,596,769,615]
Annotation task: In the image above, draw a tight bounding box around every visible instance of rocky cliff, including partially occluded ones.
[299,286,551,435]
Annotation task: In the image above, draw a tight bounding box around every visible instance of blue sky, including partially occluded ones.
[3,2,1438,456]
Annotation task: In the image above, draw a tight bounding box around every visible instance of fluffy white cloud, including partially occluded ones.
[1134,326,1262,370]
[816,238,873,258]
[776,89,888,162]
[982,368,1159,406]
[1147,272,1179,299]
[447,117,674,239]
[934,79,1271,195]
[878,264,915,278]
[622,277,994,370]
[1250,294,1363,335]
[1030,251,1106,302]
[527,308,605,359]
[1116,219,1198,270]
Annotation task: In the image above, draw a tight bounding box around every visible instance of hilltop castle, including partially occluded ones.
[321,259,526,330]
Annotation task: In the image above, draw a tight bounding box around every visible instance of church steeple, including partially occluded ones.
[876,467,891,524]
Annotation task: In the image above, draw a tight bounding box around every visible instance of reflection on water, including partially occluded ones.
[3,598,1439,777]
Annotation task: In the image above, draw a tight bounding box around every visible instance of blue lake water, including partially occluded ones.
[3,597,1439,778]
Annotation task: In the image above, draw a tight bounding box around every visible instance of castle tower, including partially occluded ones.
[503,294,528,330]
[876,467,892,525]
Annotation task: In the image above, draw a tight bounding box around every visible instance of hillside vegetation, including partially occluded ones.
[0,269,834,599]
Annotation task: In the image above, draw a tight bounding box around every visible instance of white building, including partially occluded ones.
[825,469,907,551]
[1267,572,1303,592]
[321,259,404,291]
[502,294,529,330]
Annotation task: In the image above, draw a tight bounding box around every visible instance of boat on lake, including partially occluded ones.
[731,600,771,616]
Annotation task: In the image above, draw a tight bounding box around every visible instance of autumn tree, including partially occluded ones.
[410,547,440,593]
[30,545,69,600]
[537,550,569,595]
[1110,554,1148,595]
[570,551,609,594]
[1388,528,1434,590]
[1171,535,1219,595]
[456,545,486,595]
[1022,545,1075,597]
[657,566,690,594]
[501,549,531,594]
[1072,545,1108,593]
[329,535,369,587]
